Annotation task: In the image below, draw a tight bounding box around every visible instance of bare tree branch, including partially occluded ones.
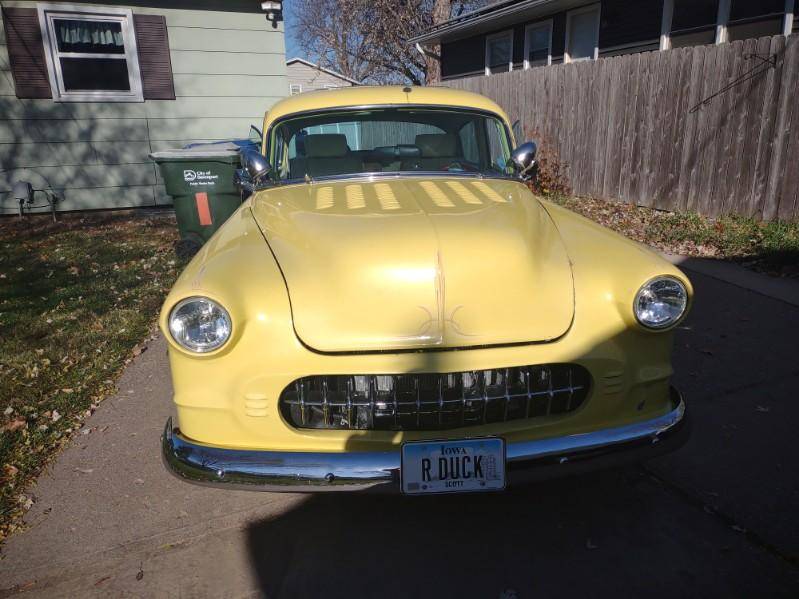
[294,0,486,85]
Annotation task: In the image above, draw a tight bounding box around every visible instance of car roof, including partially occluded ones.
[262,86,511,129]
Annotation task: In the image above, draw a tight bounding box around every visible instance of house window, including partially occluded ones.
[485,30,513,75]
[727,0,786,41]
[665,0,791,48]
[37,3,142,102]
[290,83,302,95]
[565,4,600,63]
[524,21,552,69]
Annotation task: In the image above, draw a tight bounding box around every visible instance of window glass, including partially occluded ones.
[672,0,719,31]
[730,0,784,21]
[670,29,716,48]
[270,108,513,181]
[526,24,551,67]
[458,121,479,163]
[289,84,302,95]
[486,120,510,172]
[61,57,130,91]
[567,9,599,61]
[727,17,783,41]
[54,19,125,53]
[487,33,512,74]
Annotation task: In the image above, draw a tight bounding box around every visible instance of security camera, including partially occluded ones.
[261,1,283,23]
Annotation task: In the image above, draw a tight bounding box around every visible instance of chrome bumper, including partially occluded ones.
[162,388,688,493]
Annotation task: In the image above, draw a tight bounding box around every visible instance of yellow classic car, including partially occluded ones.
[160,86,691,495]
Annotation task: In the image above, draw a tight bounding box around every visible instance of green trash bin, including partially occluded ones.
[150,146,244,247]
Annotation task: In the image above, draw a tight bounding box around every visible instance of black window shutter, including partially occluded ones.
[2,7,52,99]
[133,14,176,100]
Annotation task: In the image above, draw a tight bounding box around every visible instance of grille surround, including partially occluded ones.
[279,364,591,431]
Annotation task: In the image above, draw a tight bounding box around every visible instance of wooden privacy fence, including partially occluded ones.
[449,34,799,221]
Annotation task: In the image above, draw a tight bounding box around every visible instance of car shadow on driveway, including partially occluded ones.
[244,466,797,599]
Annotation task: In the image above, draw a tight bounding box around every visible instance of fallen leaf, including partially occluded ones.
[94,576,112,587]
[3,406,12,416]
[2,418,27,433]
[134,478,144,484]
[3,464,19,478]
[74,468,94,474]
[51,410,62,422]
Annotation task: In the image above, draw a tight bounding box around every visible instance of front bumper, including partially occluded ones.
[162,388,688,493]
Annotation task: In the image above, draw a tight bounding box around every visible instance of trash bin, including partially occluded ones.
[150,144,244,249]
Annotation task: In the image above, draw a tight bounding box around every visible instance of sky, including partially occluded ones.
[281,0,304,61]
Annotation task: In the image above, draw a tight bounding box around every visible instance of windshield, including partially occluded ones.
[268,107,514,181]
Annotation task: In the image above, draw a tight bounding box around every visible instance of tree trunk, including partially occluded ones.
[425,0,450,85]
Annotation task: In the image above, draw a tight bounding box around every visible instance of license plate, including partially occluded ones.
[401,438,505,495]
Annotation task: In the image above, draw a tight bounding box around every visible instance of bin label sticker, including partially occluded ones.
[183,169,219,187]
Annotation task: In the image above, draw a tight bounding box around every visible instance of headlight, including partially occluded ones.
[168,297,232,353]
[634,276,688,330]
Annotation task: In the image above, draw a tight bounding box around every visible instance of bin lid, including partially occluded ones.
[149,144,241,163]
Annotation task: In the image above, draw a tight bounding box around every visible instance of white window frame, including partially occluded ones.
[564,3,601,63]
[37,3,143,103]
[289,83,302,95]
[523,19,553,69]
[485,30,514,76]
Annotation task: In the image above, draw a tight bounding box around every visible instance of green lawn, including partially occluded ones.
[0,213,181,541]
[549,196,799,278]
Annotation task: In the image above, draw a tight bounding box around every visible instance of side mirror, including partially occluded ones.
[241,149,271,184]
[511,141,537,179]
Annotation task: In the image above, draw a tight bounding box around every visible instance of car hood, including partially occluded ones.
[250,176,574,353]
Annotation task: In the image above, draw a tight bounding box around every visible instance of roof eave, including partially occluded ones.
[409,0,566,45]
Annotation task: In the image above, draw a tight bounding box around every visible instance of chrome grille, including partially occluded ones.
[279,364,591,431]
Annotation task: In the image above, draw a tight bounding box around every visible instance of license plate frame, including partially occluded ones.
[400,437,506,495]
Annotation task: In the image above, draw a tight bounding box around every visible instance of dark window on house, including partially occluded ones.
[727,0,785,41]
[486,31,513,74]
[524,21,552,68]
[671,0,719,47]
[566,5,600,62]
[729,0,784,21]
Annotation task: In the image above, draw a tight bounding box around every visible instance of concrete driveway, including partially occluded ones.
[1,264,798,598]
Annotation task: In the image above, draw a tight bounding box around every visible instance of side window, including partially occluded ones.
[272,126,289,178]
[486,121,511,173]
[38,5,143,101]
[458,121,480,164]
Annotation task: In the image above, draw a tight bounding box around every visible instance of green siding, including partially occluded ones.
[0,0,286,212]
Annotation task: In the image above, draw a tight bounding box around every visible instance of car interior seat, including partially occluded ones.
[290,134,363,178]
[401,133,461,170]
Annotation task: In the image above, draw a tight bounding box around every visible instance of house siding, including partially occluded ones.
[440,1,665,80]
[0,0,287,212]
[287,60,355,93]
